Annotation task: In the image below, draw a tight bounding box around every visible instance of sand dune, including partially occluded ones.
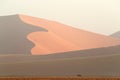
[0,14,120,55]
[0,14,120,77]
[19,14,120,55]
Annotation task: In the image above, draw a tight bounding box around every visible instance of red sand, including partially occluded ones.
[19,14,120,55]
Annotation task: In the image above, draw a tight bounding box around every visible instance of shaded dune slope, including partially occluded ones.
[19,14,120,55]
[0,15,47,54]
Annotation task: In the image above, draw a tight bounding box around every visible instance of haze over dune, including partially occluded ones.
[19,14,120,55]
[111,31,120,38]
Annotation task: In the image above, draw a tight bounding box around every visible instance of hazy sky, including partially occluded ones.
[0,0,120,35]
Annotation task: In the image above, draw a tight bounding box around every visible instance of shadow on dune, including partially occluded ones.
[0,15,48,54]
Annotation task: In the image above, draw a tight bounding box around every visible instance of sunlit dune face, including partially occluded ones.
[27,31,80,55]
[19,14,120,55]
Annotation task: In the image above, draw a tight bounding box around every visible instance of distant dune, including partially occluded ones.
[111,31,120,38]
[19,14,120,55]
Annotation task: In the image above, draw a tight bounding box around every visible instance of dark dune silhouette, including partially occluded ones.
[111,31,120,38]
[0,15,47,54]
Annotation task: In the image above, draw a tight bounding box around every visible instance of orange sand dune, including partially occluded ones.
[19,14,120,55]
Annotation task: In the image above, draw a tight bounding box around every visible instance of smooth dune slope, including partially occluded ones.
[19,14,120,55]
